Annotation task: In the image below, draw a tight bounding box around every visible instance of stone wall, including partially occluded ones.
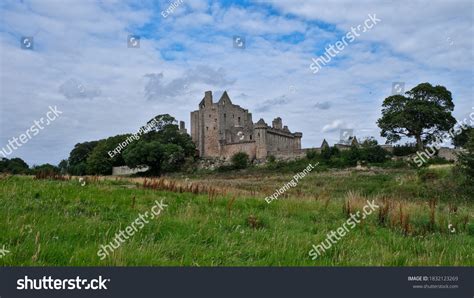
[438,147,462,161]
[112,165,149,176]
[221,141,257,160]
[266,129,300,155]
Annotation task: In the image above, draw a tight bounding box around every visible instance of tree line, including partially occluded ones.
[1,82,473,181]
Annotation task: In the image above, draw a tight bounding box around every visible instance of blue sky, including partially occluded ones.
[0,0,473,165]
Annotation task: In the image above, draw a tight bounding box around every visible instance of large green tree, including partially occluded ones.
[68,141,99,175]
[122,114,195,175]
[0,158,30,174]
[86,135,130,175]
[377,83,456,150]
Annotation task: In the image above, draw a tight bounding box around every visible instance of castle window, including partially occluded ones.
[206,127,208,131]
[258,133,260,137]
[215,118,217,122]
[209,114,211,118]
[238,117,241,124]
[250,135,252,140]
[232,114,234,118]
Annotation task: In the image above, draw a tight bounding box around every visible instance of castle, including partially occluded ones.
[190,91,303,160]
[112,91,461,175]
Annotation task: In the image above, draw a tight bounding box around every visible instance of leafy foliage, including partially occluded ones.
[306,150,318,160]
[359,138,390,163]
[231,152,249,169]
[393,143,418,156]
[377,83,456,150]
[457,129,474,181]
[452,126,473,148]
[86,135,130,175]
[122,114,195,175]
[68,141,99,175]
[0,157,30,174]
[31,163,60,175]
[321,146,339,160]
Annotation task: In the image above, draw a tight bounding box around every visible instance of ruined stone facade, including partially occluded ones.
[190,91,302,160]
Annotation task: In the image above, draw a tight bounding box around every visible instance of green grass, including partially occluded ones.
[0,168,472,266]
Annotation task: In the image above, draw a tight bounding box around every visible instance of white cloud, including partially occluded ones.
[322,120,350,133]
[0,0,472,165]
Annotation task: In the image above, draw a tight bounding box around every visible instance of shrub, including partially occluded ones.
[267,155,276,163]
[364,145,390,163]
[321,146,339,160]
[31,164,60,175]
[468,222,474,236]
[457,130,474,181]
[393,143,418,156]
[417,168,439,182]
[342,146,360,166]
[359,138,390,163]
[231,152,249,169]
[306,150,318,160]
[425,156,450,165]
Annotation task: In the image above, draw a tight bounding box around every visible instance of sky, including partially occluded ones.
[0,0,473,166]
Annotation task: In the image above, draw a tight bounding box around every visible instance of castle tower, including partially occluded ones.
[190,91,303,160]
[294,132,302,151]
[255,118,268,159]
[191,91,220,157]
[272,117,282,130]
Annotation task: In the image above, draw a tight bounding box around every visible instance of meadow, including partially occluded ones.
[0,165,473,266]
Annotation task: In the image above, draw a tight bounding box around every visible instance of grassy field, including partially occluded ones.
[0,166,473,266]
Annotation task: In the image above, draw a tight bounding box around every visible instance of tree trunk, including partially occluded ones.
[415,134,423,150]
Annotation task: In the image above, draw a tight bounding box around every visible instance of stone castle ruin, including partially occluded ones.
[111,90,462,175]
[190,91,302,160]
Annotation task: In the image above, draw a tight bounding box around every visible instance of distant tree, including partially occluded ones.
[0,158,6,172]
[321,146,332,160]
[393,143,418,156]
[141,114,176,134]
[330,146,340,157]
[321,145,340,160]
[68,141,99,175]
[86,135,130,175]
[123,141,165,175]
[377,83,456,150]
[452,126,473,148]
[457,130,474,180]
[231,152,249,169]
[32,164,60,175]
[359,138,389,163]
[306,150,318,160]
[58,159,69,174]
[0,158,30,174]
[122,114,196,175]
[345,145,360,166]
